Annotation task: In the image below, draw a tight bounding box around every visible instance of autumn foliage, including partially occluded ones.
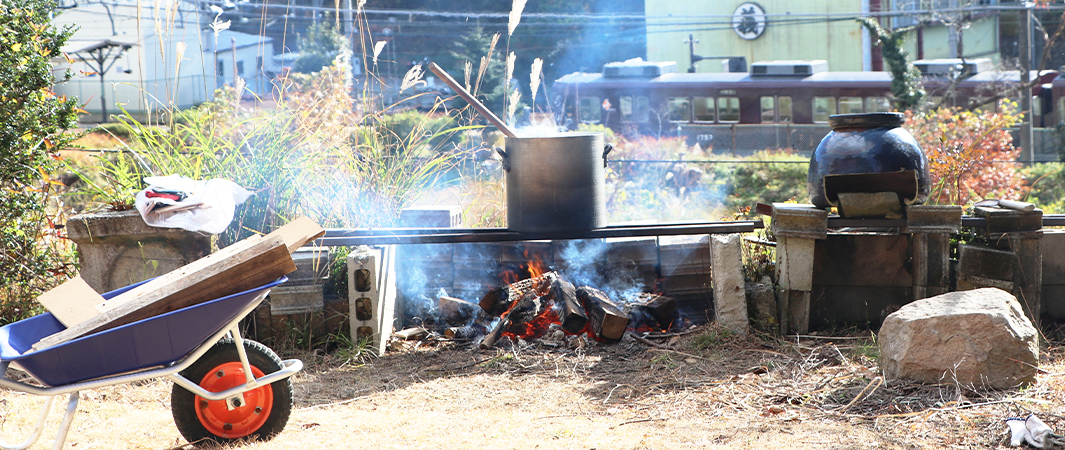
[905,105,1023,205]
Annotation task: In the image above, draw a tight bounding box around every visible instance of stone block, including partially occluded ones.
[879,288,1039,389]
[399,206,462,228]
[776,236,815,291]
[66,210,214,293]
[957,244,1015,291]
[1041,230,1065,281]
[903,204,963,234]
[812,233,912,287]
[269,284,324,314]
[770,203,828,240]
[973,206,1042,235]
[711,234,748,334]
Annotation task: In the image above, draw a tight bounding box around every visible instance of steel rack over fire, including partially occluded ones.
[315,221,765,246]
[313,214,1065,247]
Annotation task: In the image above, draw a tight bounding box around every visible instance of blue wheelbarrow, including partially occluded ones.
[0,277,302,449]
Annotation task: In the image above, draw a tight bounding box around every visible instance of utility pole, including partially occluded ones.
[1019,4,1033,162]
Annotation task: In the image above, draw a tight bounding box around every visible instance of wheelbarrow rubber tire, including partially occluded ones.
[171,338,293,445]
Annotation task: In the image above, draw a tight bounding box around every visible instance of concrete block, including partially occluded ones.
[1042,230,1065,281]
[711,234,748,334]
[957,244,1015,290]
[399,206,462,227]
[659,234,712,276]
[776,236,816,291]
[66,210,213,293]
[269,284,324,314]
[770,203,828,240]
[812,233,912,287]
[911,233,951,295]
[836,192,901,219]
[973,206,1042,235]
[808,285,912,330]
[348,246,398,356]
[903,205,963,233]
[287,247,331,286]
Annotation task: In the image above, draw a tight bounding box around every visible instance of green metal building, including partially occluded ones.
[644,0,1001,73]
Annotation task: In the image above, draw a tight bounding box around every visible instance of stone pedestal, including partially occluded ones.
[711,234,748,335]
[771,204,828,334]
[66,210,214,293]
[904,205,962,300]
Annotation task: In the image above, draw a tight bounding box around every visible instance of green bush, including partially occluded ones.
[365,110,465,153]
[1022,162,1065,213]
[0,0,80,324]
[716,150,809,210]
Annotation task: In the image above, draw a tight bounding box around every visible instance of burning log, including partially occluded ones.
[636,293,679,330]
[444,325,484,340]
[480,289,545,349]
[479,271,556,316]
[549,278,587,334]
[438,296,480,324]
[576,287,630,341]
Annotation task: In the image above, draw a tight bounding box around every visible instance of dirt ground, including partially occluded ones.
[4,324,1065,450]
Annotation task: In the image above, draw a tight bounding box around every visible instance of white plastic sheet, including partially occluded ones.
[134,175,252,235]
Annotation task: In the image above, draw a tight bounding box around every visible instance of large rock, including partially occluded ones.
[879,288,1038,389]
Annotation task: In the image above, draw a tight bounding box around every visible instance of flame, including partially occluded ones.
[526,249,547,278]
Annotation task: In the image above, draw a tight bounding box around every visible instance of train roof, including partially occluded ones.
[556,69,1059,91]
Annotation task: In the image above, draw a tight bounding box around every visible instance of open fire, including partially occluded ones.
[401,254,688,349]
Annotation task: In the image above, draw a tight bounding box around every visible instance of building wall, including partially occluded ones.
[645,0,871,72]
[51,0,216,121]
[645,0,1002,73]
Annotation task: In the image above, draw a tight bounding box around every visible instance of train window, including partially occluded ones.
[693,97,716,122]
[760,97,775,123]
[579,97,601,123]
[620,96,650,123]
[668,98,692,122]
[718,97,740,123]
[839,97,863,114]
[865,97,891,113]
[778,96,793,122]
[636,96,650,122]
[620,96,634,121]
[813,96,836,123]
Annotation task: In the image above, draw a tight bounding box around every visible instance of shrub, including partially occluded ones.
[0,0,80,324]
[716,149,809,210]
[905,105,1023,205]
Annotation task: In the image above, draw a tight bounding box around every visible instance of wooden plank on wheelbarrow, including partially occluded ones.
[32,234,296,351]
[265,215,326,253]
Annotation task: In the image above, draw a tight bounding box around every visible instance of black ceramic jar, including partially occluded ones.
[807,112,930,209]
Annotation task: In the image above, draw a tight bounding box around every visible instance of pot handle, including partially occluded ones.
[494,147,510,172]
[602,144,614,168]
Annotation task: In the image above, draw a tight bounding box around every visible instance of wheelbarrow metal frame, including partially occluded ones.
[0,286,302,450]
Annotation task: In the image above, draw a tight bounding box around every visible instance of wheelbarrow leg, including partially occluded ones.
[0,391,78,450]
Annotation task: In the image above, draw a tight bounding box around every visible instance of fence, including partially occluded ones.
[677,124,1064,162]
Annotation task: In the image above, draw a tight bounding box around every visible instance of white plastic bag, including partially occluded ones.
[134,175,252,235]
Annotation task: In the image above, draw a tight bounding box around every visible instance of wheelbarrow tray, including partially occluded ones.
[0,277,286,387]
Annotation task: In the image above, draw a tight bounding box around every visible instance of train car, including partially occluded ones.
[553,58,1060,140]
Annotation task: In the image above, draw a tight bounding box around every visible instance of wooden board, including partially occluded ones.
[35,275,106,327]
[265,216,326,253]
[33,234,295,351]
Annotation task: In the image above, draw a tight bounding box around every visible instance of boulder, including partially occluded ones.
[879,288,1038,389]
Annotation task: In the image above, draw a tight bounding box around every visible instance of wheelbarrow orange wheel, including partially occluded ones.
[171,338,292,445]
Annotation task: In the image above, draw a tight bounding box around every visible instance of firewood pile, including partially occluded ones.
[391,271,689,350]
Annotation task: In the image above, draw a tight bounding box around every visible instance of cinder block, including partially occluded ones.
[973,206,1042,235]
[269,284,324,314]
[348,246,398,356]
[770,204,828,240]
[903,205,962,233]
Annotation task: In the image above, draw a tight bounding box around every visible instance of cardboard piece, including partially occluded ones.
[35,275,106,327]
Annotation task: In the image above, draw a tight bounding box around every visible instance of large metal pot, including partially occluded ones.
[496,132,612,232]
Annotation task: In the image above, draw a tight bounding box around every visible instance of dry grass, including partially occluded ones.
[4,324,1065,449]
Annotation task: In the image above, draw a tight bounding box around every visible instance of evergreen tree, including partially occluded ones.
[294,22,348,74]
[858,18,925,111]
[0,0,80,323]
